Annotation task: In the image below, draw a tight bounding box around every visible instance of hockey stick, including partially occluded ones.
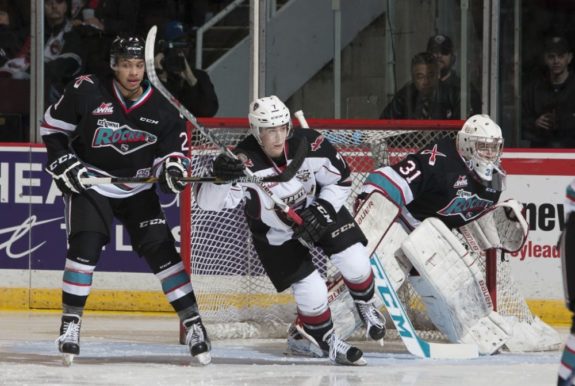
[144,25,304,224]
[81,140,308,186]
[370,252,479,359]
[294,110,310,128]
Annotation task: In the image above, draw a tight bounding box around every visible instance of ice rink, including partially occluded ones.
[0,310,565,386]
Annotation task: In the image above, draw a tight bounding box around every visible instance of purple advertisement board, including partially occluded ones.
[0,145,181,273]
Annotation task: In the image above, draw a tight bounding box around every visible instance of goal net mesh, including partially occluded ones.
[181,118,539,340]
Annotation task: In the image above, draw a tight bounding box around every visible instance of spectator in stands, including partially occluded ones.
[380,52,459,120]
[153,20,218,117]
[70,0,140,76]
[0,0,85,104]
[0,0,25,68]
[426,34,481,116]
[522,36,575,148]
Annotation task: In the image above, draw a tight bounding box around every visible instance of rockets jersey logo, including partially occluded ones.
[438,190,493,221]
[421,144,446,166]
[92,118,157,155]
[92,103,114,115]
[311,135,325,151]
[74,75,94,88]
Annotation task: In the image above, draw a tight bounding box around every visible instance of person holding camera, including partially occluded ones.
[154,20,218,117]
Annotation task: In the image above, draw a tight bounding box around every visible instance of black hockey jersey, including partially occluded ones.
[362,137,503,229]
[40,74,187,198]
[196,128,352,245]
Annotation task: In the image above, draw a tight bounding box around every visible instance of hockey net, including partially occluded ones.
[180,118,553,346]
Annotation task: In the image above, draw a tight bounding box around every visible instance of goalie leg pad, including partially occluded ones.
[401,217,510,355]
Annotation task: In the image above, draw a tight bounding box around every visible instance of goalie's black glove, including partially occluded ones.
[293,199,337,245]
[46,153,88,195]
[212,152,246,182]
[159,157,188,194]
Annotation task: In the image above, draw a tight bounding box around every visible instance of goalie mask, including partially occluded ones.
[456,114,503,181]
[248,95,293,146]
[110,36,145,69]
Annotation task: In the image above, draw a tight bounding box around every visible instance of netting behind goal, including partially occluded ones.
[180,118,536,340]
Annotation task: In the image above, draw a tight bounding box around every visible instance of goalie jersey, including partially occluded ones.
[362,137,503,229]
[195,128,352,245]
[40,74,187,198]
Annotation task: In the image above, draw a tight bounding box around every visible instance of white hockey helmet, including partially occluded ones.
[456,114,504,181]
[248,95,293,145]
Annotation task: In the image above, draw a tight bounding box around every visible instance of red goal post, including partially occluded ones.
[179,118,513,339]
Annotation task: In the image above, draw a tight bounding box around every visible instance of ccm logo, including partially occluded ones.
[139,218,166,228]
[140,117,159,124]
[331,222,355,237]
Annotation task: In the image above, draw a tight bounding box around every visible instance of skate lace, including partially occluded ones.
[328,334,351,362]
[185,322,205,348]
[56,320,80,344]
[358,302,385,330]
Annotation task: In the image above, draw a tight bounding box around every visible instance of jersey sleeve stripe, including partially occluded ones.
[364,168,412,207]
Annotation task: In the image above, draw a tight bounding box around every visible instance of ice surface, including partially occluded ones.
[0,311,564,386]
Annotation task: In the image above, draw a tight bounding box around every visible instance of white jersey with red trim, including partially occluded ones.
[196,128,352,245]
[40,74,188,198]
[361,137,504,229]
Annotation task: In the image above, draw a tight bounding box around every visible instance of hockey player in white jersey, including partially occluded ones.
[356,114,559,354]
[558,178,575,385]
[195,95,386,366]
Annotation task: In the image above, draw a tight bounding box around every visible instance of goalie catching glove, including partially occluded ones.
[211,152,246,182]
[293,199,337,245]
[46,153,89,195]
[159,157,188,194]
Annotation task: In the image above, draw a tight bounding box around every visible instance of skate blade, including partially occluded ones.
[62,353,75,366]
[332,357,367,366]
[194,352,211,365]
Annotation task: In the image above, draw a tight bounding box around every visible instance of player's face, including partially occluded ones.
[259,124,289,158]
[114,57,145,98]
[544,52,572,76]
[475,138,503,162]
[412,63,439,97]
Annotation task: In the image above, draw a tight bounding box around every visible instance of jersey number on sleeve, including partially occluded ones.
[398,160,421,184]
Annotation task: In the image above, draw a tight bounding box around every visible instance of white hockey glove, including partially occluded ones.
[460,199,528,253]
[159,157,188,194]
[46,153,88,195]
[293,199,337,245]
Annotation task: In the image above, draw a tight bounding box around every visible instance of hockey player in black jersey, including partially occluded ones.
[195,95,386,366]
[41,36,210,365]
[357,114,559,354]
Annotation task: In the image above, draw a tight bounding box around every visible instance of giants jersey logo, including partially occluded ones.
[311,135,325,151]
[92,118,157,155]
[438,190,493,221]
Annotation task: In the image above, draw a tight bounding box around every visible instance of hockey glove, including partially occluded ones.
[212,152,245,182]
[159,157,188,194]
[293,199,337,245]
[46,153,88,195]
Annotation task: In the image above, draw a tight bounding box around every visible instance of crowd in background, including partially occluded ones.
[0,0,573,148]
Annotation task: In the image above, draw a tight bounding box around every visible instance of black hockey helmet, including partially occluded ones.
[110,36,145,68]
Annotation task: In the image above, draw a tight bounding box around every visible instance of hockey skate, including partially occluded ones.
[355,299,386,343]
[286,322,327,358]
[322,330,366,366]
[183,314,211,365]
[56,313,81,366]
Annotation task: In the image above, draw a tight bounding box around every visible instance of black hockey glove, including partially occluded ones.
[212,152,245,182]
[293,199,337,245]
[159,157,188,194]
[45,153,88,195]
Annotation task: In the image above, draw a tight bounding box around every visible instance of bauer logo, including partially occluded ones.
[92,119,157,155]
[438,190,493,221]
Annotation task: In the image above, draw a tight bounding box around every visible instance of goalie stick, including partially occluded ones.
[144,25,305,225]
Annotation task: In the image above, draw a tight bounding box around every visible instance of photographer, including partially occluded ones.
[154,20,218,117]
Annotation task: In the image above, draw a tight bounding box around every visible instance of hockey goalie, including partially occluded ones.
[350,114,560,355]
